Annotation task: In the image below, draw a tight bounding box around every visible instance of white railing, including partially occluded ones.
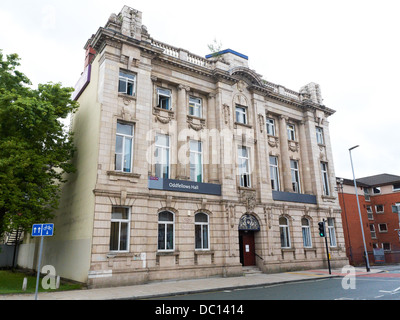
[151,39,301,101]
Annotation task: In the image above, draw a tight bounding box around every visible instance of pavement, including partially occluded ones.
[0,266,383,300]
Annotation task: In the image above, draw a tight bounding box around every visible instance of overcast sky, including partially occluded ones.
[1,0,400,179]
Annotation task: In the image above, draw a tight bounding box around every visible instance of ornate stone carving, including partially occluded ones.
[223,104,230,125]
[241,190,256,214]
[238,214,260,231]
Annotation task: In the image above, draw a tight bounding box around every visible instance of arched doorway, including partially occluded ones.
[238,214,260,266]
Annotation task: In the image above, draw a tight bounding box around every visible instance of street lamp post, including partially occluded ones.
[349,145,370,272]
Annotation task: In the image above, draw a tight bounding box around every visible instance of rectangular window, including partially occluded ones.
[195,213,209,250]
[266,118,275,136]
[238,146,251,187]
[236,105,247,124]
[382,243,391,251]
[279,217,291,248]
[155,134,170,179]
[301,218,312,248]
[157,88,171,110]
[287,124,296,141]
[269,156,280,191]
[118,71,136,96]
[378,223,388,232]
[375,205,384,213]
[364,188,370,201]
[190,140,203,182]
[158,211,174,251]
[115,122,134,173]
[327,218,337,247]
[393,183,400,191]
[373,187,381,194]
[370,224,376,239]
[316,127,324,144]
[321,162,330,196]
[189,97,202,118]
[367,206,373,220]
[110,207,130,252]
[290,159,301,193]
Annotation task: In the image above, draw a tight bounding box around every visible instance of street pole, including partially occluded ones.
[349,145,370,272]
[323,219,331,275]
[34,236,44,300]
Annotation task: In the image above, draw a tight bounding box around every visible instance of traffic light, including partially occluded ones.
[318,222,326,237]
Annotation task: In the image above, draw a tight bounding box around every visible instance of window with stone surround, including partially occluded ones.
[115,122,134,173]
[301,217,312,248]
[266,118,276,136]
[158,211,174,251]
[327,218,337,247]
[290,159,301,193]
[110,207,130,252]
[118,71,136,96]
[269,156,280,191]
[157,88,172,110]
[155,133,170,179]
[190,140,203,182]
[238,146,251,188]
[279,216,291,248]
[235,105,247,125]
[189,96,202,118]
[321,162,330,196]
[195,212,209,250]
[316,127,324,145]
[287,123,296,141]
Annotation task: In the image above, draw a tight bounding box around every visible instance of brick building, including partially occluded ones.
[18,5,347,287]
[337,174,400,266]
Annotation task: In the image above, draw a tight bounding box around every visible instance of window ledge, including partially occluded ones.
[107,171,141,183]
[234,121,252,129]
[156,251,179,256]
[118,93,136,100]
[195,250,213,255]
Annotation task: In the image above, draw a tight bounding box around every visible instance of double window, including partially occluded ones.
[190,140,203,182]
[110,207,130,252]
[115,122,134,173]
[238,146,251,188]
[157,211,210,252]
[189,97,202,118]
[155,134,170,179]
[118,71,136,96]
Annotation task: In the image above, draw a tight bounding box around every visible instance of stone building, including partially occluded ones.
[18,5,347,288]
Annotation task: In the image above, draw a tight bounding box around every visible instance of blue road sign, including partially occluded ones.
[32,223,54,237]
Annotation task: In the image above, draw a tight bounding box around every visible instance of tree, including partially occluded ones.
[207,38,223,58]
[0,50,78,239]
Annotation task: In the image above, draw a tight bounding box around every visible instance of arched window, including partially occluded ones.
[195,213,209,250]
[158,211,174,251]
[279,217,291,248]
[301,217,312,248]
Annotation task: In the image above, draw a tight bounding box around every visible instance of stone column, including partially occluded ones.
[208,93,219,183]
[278,115,292,192]
[299,121,313,194]
[176,84,189,180]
